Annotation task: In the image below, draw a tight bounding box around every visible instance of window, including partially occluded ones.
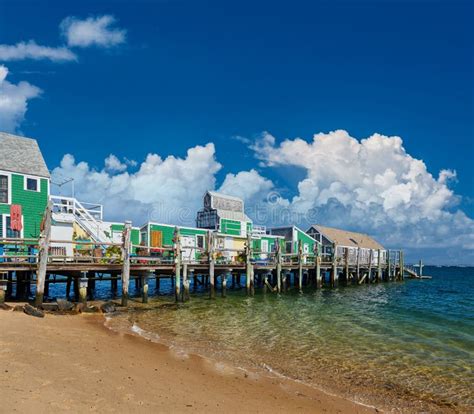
[0,175,8,203]
[196,234,205,249]
[5,216,21,238]
[25,176,39,192]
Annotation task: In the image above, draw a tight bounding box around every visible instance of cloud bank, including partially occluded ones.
[0,65,42,132]
[51,131,473,264]
[248,130,474,263]
[52,144,221,226]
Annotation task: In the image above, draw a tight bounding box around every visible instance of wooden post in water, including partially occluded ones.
[79,272,88,304]
[377,249,382,282]
[121,220,132,307]
[298,240,303,293]
[368,249,373,283]
[208,232,215,299]
[276,242,282,293]
[35,201,52,307]
[246,233,252,296]
[398,251,404,281]
[222,270,230,298]
[174,227,181,302]
[141,272,149,303]
[0,272,7,304]
[182,265,190,301]
[387,249,391,280]
[355,247,360,283]
[344,248,349,285]
[315,245,322,288]
[331,243,338,287]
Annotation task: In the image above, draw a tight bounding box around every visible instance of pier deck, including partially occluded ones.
[0,218,405,306]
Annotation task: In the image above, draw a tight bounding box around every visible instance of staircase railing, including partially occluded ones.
[50,195,110,243]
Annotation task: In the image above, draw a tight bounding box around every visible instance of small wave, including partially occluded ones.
[131,323,161,342]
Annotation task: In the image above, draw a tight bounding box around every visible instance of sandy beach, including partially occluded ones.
[0,309,377,414]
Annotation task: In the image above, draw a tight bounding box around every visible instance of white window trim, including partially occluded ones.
[23,175,41,192]
[0,171,12,205]
[2,214,24,238]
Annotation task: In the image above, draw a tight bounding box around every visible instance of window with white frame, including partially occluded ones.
[0,174,8,203]
[24,176,40,192]
[1,215,22,238]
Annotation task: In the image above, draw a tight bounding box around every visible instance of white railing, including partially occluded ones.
[50,195,110,243]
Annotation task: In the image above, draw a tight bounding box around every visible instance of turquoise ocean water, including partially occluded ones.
[56,267,474,411]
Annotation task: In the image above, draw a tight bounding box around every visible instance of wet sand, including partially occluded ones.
[0,310,377,413]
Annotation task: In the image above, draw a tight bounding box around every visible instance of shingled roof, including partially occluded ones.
[309,224,384,249]
[0,132,50,178]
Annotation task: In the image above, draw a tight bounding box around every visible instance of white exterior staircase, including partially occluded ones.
[50,195,112,244]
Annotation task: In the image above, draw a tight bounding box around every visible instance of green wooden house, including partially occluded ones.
[267,226,318,255]
[0,132,49,240]
[140,222,208,262]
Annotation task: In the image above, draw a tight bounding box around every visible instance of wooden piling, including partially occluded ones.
[399,251,404,281]
[222,270,230,298]
[121,220,132,307]
[208,232,215,299]
[79,272,88,304]
[0,273,7,304]
[182,264,190,301]
[367,249,373,284]
[276,242,282,293]
[355,247,360,283]
[111,276,118,298]
[387,249,391,280]
[331,243,338,287]
[344,248,349,284]
[35,201,52,306]
[66,275,72,300]
[298,240,303,293]
[377,248,382,282]
[246,233,252,296]
[142,273,149,303]
[174,227,181,302]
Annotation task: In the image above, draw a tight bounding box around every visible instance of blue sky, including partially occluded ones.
[0,0,473,264]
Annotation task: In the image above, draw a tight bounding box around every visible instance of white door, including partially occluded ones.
[180,236,195,262]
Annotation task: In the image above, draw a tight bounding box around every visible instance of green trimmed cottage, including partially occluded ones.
[0,132,49,239]
[267,226,318,254]
[140,222,208,262]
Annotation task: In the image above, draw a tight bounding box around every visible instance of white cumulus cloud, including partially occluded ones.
[250,130,474,264]
[0,40,77,62]
[0,65,42,132]
[219,169,274,205]
[51,143,221,226]
[60,15,126,48]
[104,154,127,172]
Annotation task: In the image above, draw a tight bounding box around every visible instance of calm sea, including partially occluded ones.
[55,267,474,411]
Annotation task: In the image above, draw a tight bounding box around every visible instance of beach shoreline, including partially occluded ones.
[0,309,379,413]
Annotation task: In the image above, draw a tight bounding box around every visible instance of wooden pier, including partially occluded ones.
[0,210,406,307]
